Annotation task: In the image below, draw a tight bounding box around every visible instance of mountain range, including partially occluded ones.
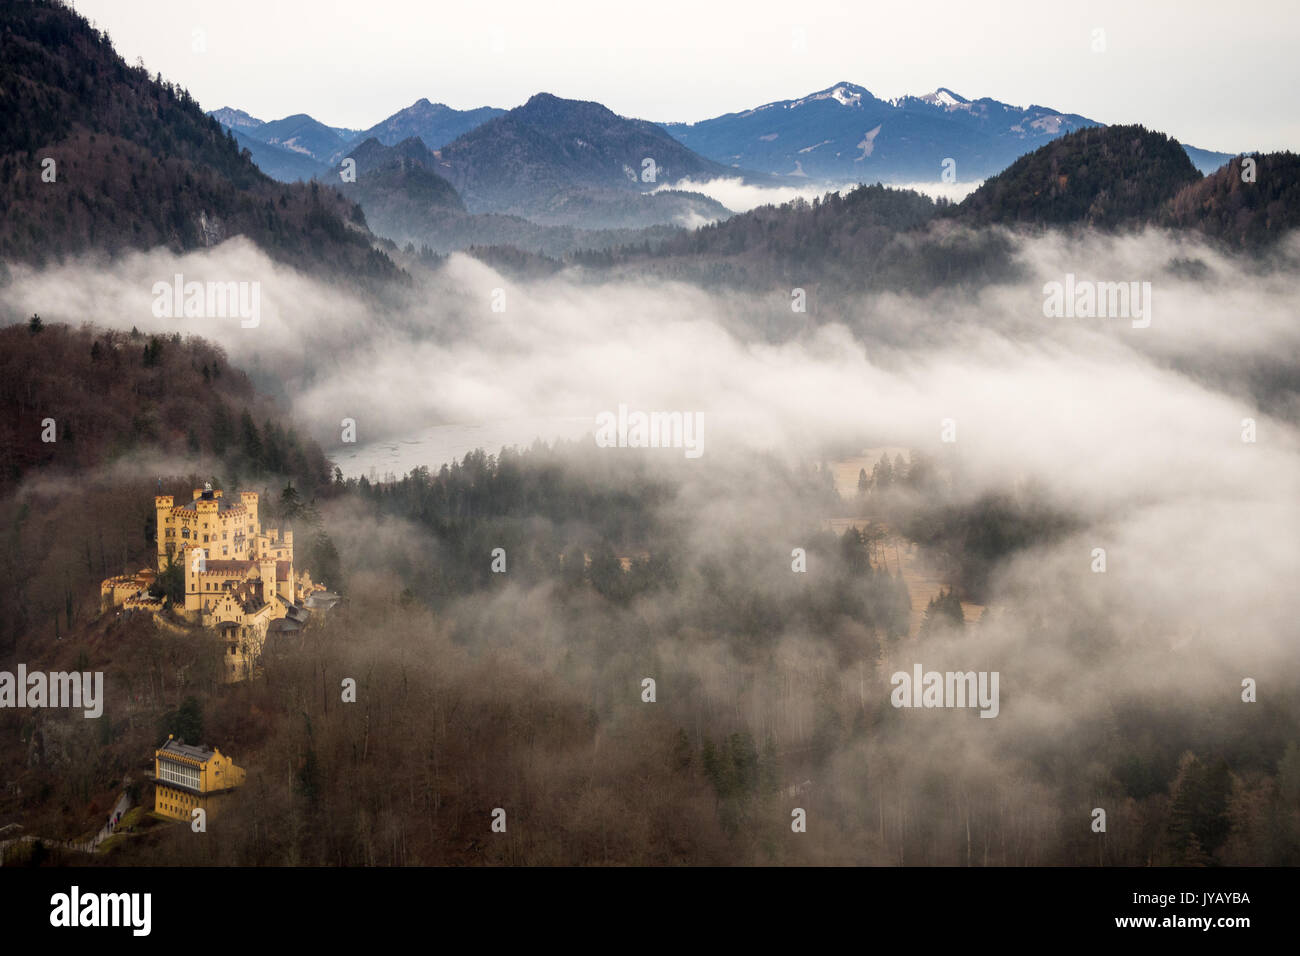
[586,125,1298,294]
[204,100,506,182]
[424,93,739,224]
[201,78,1240,247]
[338,98,505,162]
[2,0,1285,280]
[213,93,741,229]
[211,82,1237,192]
[331,134,719,251]
[660,82,1236,181]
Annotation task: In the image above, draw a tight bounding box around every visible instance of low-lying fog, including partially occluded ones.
[4,225,1298,843]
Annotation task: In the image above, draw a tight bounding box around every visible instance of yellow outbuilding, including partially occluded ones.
[152,736,246,822]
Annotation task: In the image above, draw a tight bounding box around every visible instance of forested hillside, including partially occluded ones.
[0,0,400,280]
[953,125,1202,229]
[0,321,333,655]
[1161,151,1300,248]
[0,322,329,494]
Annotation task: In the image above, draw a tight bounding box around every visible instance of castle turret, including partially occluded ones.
[155,495,175,568]
[241,491,260,538]
[181,544,203,621]
[259,557,277,607]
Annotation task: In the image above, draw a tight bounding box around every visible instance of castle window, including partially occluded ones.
[158,758,200,791]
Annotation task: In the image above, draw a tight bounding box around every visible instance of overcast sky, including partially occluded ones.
[74,0,1298,153]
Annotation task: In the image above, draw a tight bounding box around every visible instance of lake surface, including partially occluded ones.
[333,416,596,480]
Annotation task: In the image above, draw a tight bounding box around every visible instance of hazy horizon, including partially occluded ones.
[71,0,1300,154]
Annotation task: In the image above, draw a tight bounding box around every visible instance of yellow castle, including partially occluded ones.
[102,482,326,679]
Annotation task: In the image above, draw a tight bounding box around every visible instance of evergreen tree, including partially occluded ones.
[150,559,184,604]
[871,454,893,490]
[279,482,302,523]
[1167,751,1232,863]
[239,411,262,465]
[919,587,964,636]
[163,696,203,746]
[305,530,341,588]
[210,403,233,456]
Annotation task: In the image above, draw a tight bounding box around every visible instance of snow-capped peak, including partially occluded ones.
[919,87,970,110]
[782,83,869,111]
[208,106,265,130]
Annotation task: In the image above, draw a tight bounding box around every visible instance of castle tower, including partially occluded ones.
[181,544,203,621]
[259,557,277,607]
[155,495,174,568]
[195,493,219,521]
[241,491,260,539]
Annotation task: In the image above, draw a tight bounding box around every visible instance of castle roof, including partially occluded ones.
[231,579,265,613]
[199,559,256,574]
[159,739,215,763]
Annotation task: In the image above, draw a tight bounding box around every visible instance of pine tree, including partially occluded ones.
[1167,751,1231,863]
[165,696,204,746]
[919,588,963,636]
[239,411,262,466]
